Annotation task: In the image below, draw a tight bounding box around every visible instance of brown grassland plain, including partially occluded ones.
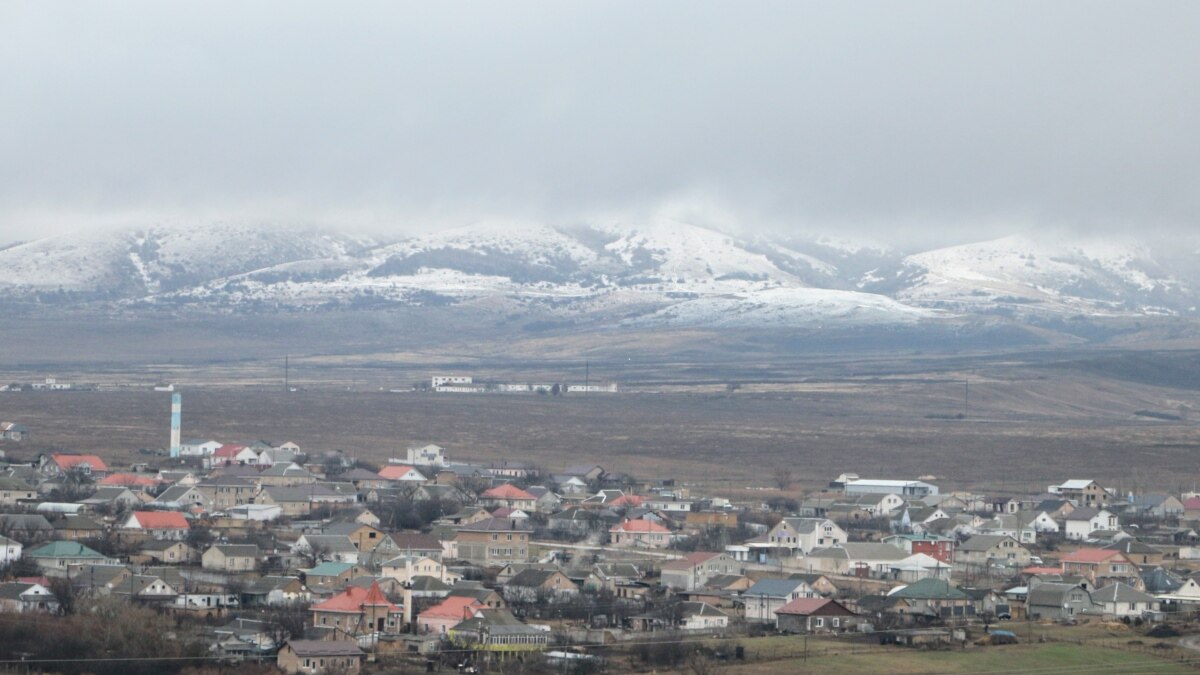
[2,351,1199,494]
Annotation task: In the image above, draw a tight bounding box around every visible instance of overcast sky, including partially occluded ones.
[1,1,1198,244]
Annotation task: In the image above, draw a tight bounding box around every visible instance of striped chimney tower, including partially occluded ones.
[169,393,182,458]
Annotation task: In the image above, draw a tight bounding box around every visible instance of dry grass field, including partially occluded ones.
[2,344,1199,494]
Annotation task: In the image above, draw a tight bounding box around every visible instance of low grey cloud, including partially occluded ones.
[1,1,1197,245]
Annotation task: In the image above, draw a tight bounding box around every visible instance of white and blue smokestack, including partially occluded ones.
[170,393,182,458]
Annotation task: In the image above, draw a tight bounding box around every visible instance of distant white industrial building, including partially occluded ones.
[843,479,939,498]
[431,376,473,388]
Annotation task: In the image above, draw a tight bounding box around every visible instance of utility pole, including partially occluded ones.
[285,355,289,393]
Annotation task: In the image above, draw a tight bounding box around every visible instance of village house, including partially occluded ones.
[179,439,223,457]
[774,598,860,633]
[25,541,118,574]
[258,463,318,487]
[1050,480,1113,508]
[311,581,403,636]
[293,534,360,564]
[502,569,579,603]
[758,517,847,556]
[152,484,211,511]
[0,535,21,567]
[80,486,142,511]
[138,540,196,565]
[243,576,309,607]
[0,422,29,442]
[660,552,742,591]
[956,534,1032,568]
[122,511,190,540]
[209,444,260,467]
[804,543,910,577]
[454,518,532,567]
[1060,548,1142,588]
[418,595,485,635]
[0,582,57,613]
[381,555,459,584]
[886,578,974,623]
[203,544,260,572]
[0,477,37,505]
[1027,582,1097,620]
[742,578,818,623]
[1103,539,1165,565]
[448,608,550,652]
[1091,582,1159,618]
[276,640,364,675]
[377,464,427,483]
[195,476,257,510]
[45,453,110,478]
[479,483,538,511]
[881,534,955,563]
[1063,508,1120,541]
[609,519,673,548]
[321,521,384,551]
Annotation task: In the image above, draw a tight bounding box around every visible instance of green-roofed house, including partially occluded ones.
[25,541,119,575]
[886,578,975,623]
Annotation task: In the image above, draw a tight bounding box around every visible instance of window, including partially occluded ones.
[814,618,824,627]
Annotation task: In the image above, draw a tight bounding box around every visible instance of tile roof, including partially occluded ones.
[130,511,190,529]
[481,484,536,501]
[420,595,484,620]
[1061,548,1123,564]
[52,453,109,472]
[610,519,670,534]
[311,582,399,613]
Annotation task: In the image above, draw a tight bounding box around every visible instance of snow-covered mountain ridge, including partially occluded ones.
[0,222,1195,327]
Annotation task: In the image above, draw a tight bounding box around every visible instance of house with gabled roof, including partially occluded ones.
[743,578,817,623]
[377,464,427,483]
[1063,508,1119,541]
[1103,539,1164,566]
[480,483,537,511]
[0,581,57,613]
[502,568,579,603]
[418,595,485,635]
[152,484,211,511]
[957,534,1032,567]
[1050,480,1112,508]
[775,598,860,633]
[0,477,36,506]
[277,640,363,675]
[25,541,118,574]
[311,581,403,637]
[660,552,742,591]
[122,511,190,540]
[757,517,846,556]
[293,534,359,564]
[80,486,142,510]
[886,578,974,623]
[46,453,110,477]
[1060,548,1142,589]
[208,444,259,468]
[203,544,260,572]
[609,519,673,548]
[1091,582,1158,618]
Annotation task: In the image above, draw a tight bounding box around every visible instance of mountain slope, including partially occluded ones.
[1,223,1197,329]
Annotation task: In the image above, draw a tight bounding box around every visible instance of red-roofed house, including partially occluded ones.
[48,453,109,477]
[122,511,190,540]
[209,445,258,467]
[417,596,485,635]
[1061,548,1142,588]
[479,484,536,511]
[775,598,861,633]
[609,494,644,508]
[378,465,427,482]
[311,582,404,636]
[1185,497,1200,521]
[99,473,161,489]
[609,519,674,548]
